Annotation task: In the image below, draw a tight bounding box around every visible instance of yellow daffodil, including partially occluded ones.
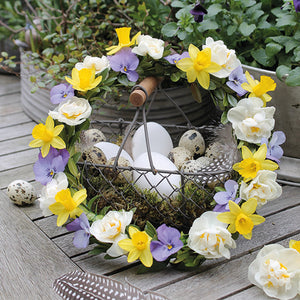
[289,240,300,253]
[233,144,278,182]
[29,115,65,157]
[118,226,153,267]
[106,27,141,55]
[217,198,265,239]
[241,71,276,106]
[65,67,102,92]
[49,188,86,226]
[176,44,222,89]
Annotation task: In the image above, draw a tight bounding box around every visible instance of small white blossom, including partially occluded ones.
[227,97,275,143]
[187,211,236,259]
[132,35,164,59]
[49,96,92,126]
[203,37,241,78]
[248,244,300,300]
[240,170,282,208]
[90,210,133,257]
[75,55,110,74]
[38,172,68,216]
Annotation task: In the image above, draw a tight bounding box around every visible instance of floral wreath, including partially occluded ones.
[28,27,300,298]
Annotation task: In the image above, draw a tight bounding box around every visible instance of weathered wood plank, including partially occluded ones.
[0,75,20,95]
[0,148,38,171]
[0,92,20,104]
[155,233,300,300]
[0,121,36,141]
[0,100,23,116]
[110,205,300,291]
[34,215,69,238]
[0,112,31,128]
[0,135,32,156]
[0,190,78,299]
[0,165,35,189]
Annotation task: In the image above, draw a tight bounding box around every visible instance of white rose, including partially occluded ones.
[90,210,133,256]
[227,97,275,143]
[132,34,164,59]
[49,96,92,126]
[240,170,282,208]
[248,244,300,300]
[75,55,110,74]
[203,37,241,78]
[38,172,68,216]
[187,211,236,259]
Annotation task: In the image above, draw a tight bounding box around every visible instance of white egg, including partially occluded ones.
[131,122,173,160]
[94,141,133,165]
[7,180,37,206]
[133,152,180,198]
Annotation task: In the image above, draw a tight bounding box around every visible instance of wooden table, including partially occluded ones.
[0,74,299,300]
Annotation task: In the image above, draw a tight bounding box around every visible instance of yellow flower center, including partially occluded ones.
[264,259,290,288]
[235,213,254,234]
[238,158,261,179]
[194,51,211,71]
[116,27,131,45]
[167,244,173,250]
[251,126,260,133]
[62,112,82,119]
[132,231,148,250]
[123,66,127,72]
[32,124,54,142]
[55,189,77,212]
[252,76,276,97]
[290,240,300,253]
[106,220,122,239]
[78,68,93,90]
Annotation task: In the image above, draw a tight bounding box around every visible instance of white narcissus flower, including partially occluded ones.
[227,97,275,144]
[248,244,300,300]
[187,211,236,259]
[38,172,68,217]
[132,34,164,59]
[75,55,110,74]
[202,37,241,78]
[90,210,133,257]
[49,96,92,126]
[240,170,282,208]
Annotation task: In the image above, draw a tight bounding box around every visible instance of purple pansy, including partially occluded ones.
[190,3,207,23]
[66,213,90,248]
[50,83,74,104]
[150,224,183,262]
[213,180,241,212]
[293,0,300,12]
[261,131,286,163]
[226,66,248,97]
[33,147,70,185]
[108,47,139,82]
[164,51,189,64]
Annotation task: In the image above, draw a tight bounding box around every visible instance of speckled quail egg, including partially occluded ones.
[178,130,205,157]
[7,180,37,206]
[180,160,201,173]
[82,146,107,173]
[104,156,133,184]
[195,156,213,168]
[167,147,192,170]
[205,142,224,160]
[76,129,106,153]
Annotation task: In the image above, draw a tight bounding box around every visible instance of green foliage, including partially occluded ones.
[161,0,300,86]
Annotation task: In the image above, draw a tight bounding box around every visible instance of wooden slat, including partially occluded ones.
[0,100,23,116]
[0,92,20,104]
[0,190,78,299]
[34,215,69,238]
[0,164,35,189]
[0,111,31,128]
[0,122,35,141]
[110,205,300,292]
[0,75,20,95]
[0,135,32,156]
[155,233,300,300]
[0,148,38,171]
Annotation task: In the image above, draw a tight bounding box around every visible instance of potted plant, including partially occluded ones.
[161,0,300,181]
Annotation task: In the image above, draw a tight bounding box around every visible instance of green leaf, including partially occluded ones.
[171,0,185,8]
[265,43,283,57]
[65,172,78,187]
[285,67,300,87]
[251,49,276,67]
[285,39,299,53]
[239,22,256,36]
[68,157,79,177]
[207,4,222,16]
[227,94,238,107]
[221,111,228,124]
[227,25,237,36]
[198,20,218,32]
[276,65,291,82]
[276,15,297,28]
[145,221,157,238]
[161,22,178,37]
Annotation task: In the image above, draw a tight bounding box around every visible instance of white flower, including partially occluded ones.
[132,34,164,59]
[75,55,110,74]
[202,37,241,78]
[90,210,133,257]
[248,244,300,300]
[227,97,275,143]
[240,170,282,208]
[187,211,236,259]
[49,96,92,126]
[37,172,68,216]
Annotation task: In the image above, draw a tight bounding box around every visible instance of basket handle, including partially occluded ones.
[129,76,161,107]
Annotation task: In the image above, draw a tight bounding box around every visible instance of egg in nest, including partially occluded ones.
[104,156,133,184]
[179,129,205,158]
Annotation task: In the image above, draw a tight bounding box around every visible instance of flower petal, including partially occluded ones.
[139,249,153,267]
[127,248,140,263]
[241,198,257,215]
